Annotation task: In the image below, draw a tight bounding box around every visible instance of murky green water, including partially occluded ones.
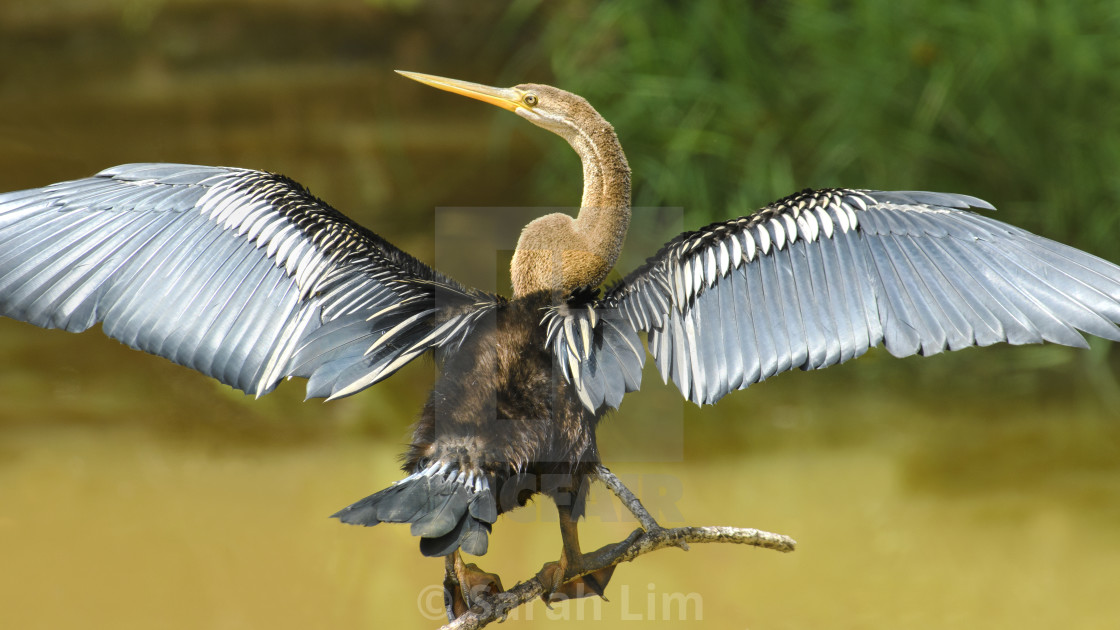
[2,402,1118,629]
[1,3,1119,628]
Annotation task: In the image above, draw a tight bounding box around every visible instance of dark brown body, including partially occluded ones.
[407,291,603,519]
[330,76,630,565]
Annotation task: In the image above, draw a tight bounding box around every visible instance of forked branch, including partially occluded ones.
[438,466,796,630]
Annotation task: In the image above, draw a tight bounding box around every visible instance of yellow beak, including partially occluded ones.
[396,70,523,113]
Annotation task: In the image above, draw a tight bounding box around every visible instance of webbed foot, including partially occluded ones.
[537,529,641,604]
[444,551,503,621]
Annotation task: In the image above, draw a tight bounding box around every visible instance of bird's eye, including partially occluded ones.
[523,94,538,107]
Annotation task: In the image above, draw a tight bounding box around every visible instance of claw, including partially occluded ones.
[444,551,503,621]
[535,492,646,605]
[536,527,637,604]
[539,562,616,603]
[536,558,566,606]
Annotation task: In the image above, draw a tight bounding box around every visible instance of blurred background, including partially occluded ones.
[1,0,1119,628]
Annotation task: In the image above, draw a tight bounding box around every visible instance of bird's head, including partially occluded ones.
[395,71,601,144]
[397,71,630,297]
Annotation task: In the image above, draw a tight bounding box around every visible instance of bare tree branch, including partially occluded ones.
[436,466,796,629]
[594,465,668,533]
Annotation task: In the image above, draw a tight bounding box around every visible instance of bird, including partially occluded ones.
[3,70,1120,619]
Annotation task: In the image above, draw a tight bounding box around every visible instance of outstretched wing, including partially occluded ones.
[0,163,499,400]
[547,188,1120,411]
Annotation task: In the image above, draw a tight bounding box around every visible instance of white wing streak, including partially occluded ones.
[0,163,496,400]
[548,189,1120,410]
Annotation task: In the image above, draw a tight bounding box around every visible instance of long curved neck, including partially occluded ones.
[568,119,632,258]
[511,116,631,298]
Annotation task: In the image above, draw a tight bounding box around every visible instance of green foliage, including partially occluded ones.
[505,0,1120,388]
[516,0,1120,261]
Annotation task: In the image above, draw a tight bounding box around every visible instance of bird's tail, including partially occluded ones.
[331,462,498,557]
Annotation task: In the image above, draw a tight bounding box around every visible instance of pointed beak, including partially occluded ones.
[396,70,523,113]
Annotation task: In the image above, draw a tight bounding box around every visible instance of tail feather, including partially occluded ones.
[376,477,433,522]
[411,484,468,538]
[458,516,490,556]
[332,463,496,557]
[329,494,382,526]
[468,488,498,523]
[420,510,489,557]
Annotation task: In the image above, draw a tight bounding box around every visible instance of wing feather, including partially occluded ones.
[548,188,1120,410]
[0,164,497,399]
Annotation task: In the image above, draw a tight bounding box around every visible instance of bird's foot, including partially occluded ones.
[537,557,615,605]
[444,551,504,621]
[536,529,641,604]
